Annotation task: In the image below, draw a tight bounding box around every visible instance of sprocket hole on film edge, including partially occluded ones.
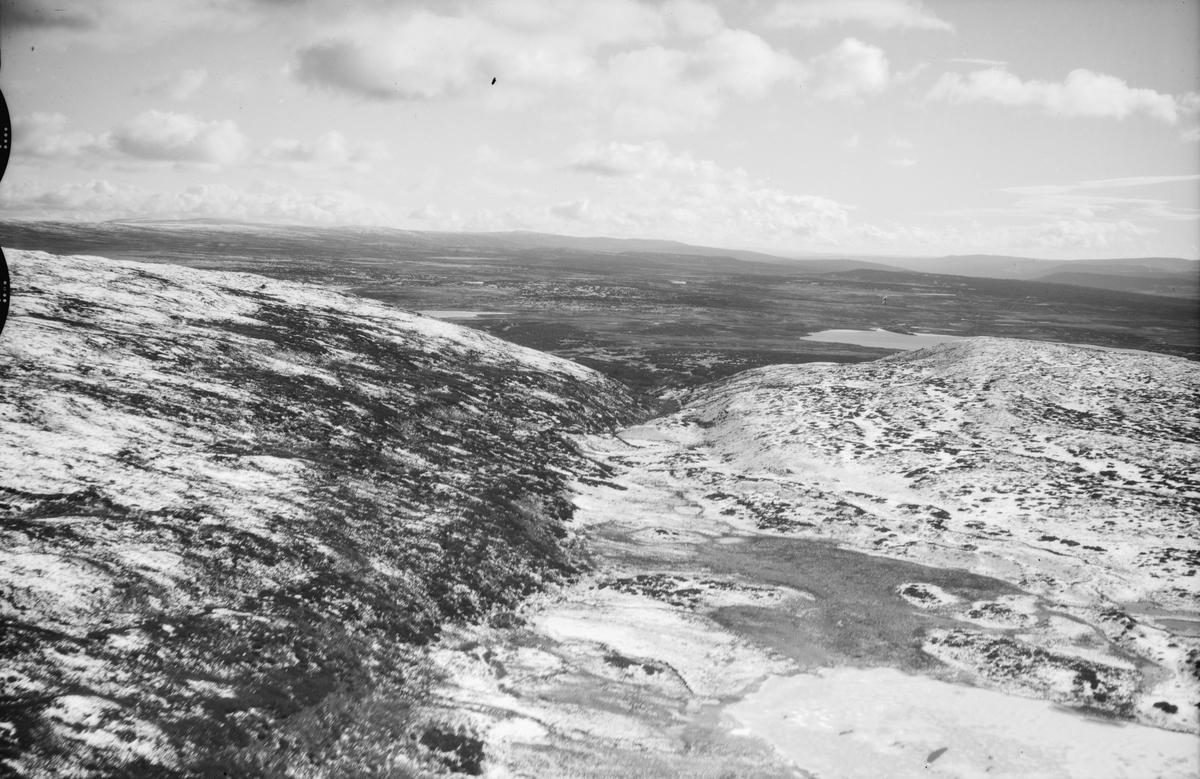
[0,84,10,338]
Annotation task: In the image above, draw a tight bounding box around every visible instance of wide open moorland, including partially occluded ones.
[2,220,1195,396]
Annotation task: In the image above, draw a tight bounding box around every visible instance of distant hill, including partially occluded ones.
[0,219,899,275]
[1,219,1194,295]
[1035,270,1199,298]
[874,254,1198,293]
[877,254,1196,277]
[465,231,899,272]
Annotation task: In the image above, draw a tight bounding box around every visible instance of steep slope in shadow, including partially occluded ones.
[0,251,648,777]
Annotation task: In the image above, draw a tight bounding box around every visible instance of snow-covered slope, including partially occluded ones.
[564,338,1198,736]
[0,250,647,777]
[403,338,1197,778]
[677,338,1197,609]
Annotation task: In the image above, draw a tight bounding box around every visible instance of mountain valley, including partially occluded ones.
[0,227,1196,777]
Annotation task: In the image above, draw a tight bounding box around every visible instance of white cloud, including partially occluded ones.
[291,2,662,101]
[408,143,1174,257]
[766,0,953,31]
[13,110,248,166]
[1183,128,1200,142]
[255,131,391,175]
[4,0,269,45]
[938,175,1200,223]
[12,111,391,177]
[12,113,108,160]
[135,68,209,101]
[889,157,916,167]
[1003,174,1200,193]
[550,198,591,221]
[551,144,1178,255]
[843,132,861,150]
[928,67,1197,123]
[289,1,804,133]
[837,217,1158,257]
[886,137,913,149]
[110,110,249,164]
[946,57,1007,66]
[602,29,806,133]
[0,178,394,225]
[411,140,860,243]
[1030,218,1152,250]
[661,0,725,38]
[807,38,889,102]
[551,140,856,245]
[565,140,724,178]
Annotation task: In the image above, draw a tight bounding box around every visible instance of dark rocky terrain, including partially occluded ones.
[0,250,646,777]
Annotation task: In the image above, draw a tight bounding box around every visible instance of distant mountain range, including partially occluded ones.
[2,218,1196,297]
[759,251,1199,298]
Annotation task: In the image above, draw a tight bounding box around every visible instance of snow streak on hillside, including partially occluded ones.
[0,251,646,777]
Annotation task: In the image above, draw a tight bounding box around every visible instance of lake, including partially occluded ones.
[800,328,964,350]
[417,310,507,319]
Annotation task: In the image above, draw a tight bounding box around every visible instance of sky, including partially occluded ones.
[1,0,1198,259]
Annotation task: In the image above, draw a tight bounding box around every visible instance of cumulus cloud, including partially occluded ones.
[289,0,804,133]
[3,0,270,44]
[766,0,953,31]
[555,140,855,245]
[135,68,209,101]
[1030,218,1152,250]
[834,216,1158,257]
[12,113,108,160]
[13,110,247,165]
[292,2,660,101]
[995,175,1200,222]
[0,178,394,225]
[933,175,1200,225]
[946,57,1007,66]
[110,111,249,164]
[416,140,857,243]
[601,29,806,132]
[889,157,916,167]
[565,140,724,178]
[551,142,1179,255]
[807,38,889,102]
[12,110,391,177]
[255,131,391,174]
[928,67,1198,123]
